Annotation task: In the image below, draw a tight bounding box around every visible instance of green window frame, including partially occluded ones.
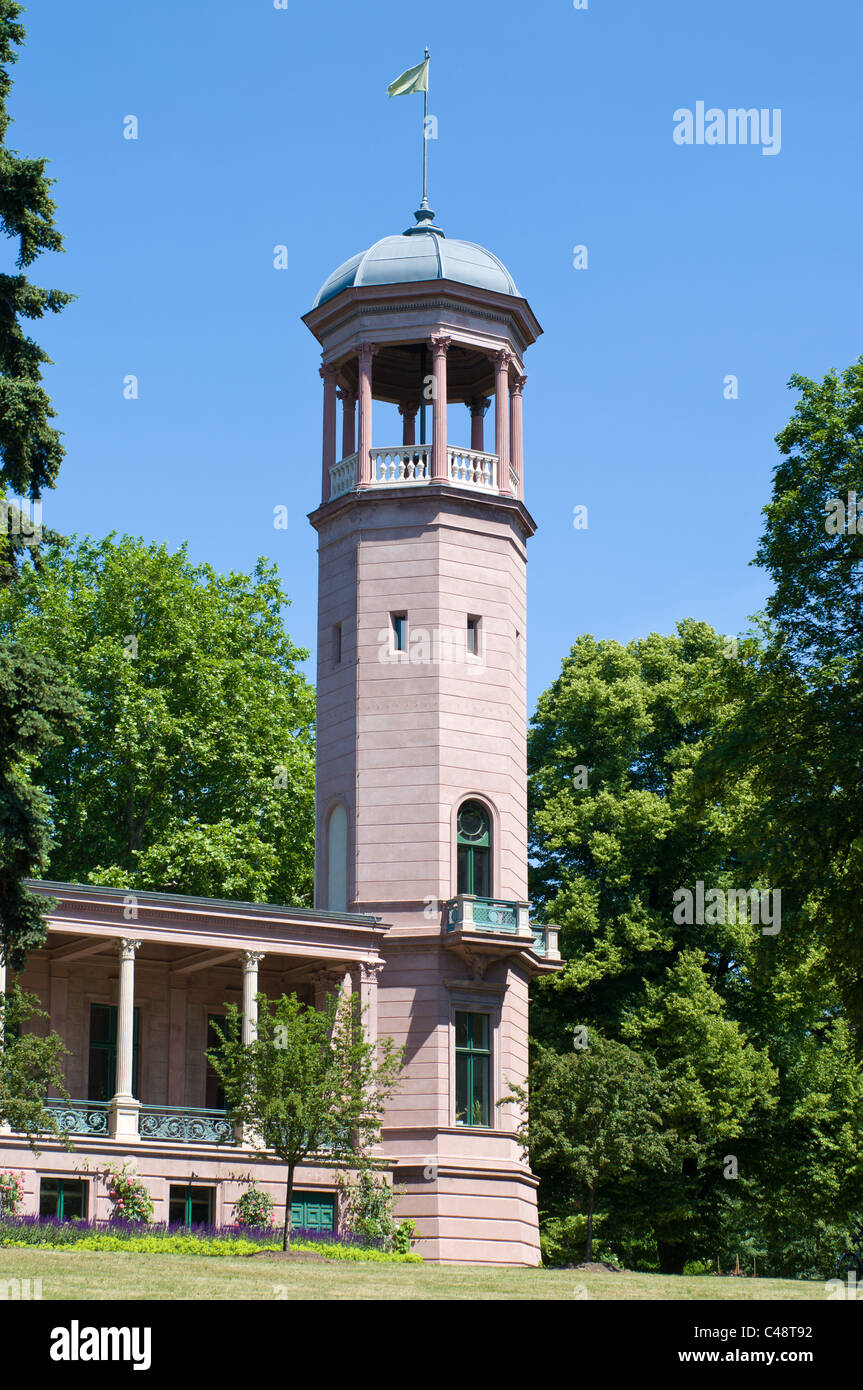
[40,1177,88,1222]
[391,611,407,653]
[455,1011,491,1127]
[456,800,491,897]
[169,1184,214,1227]
[87,1003,139,1102]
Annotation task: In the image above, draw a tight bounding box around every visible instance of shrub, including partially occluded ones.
[234,1179,275,1228]
[336,1168,399,1249]
[104,1163,154,1224]
[0,1170,25,1217]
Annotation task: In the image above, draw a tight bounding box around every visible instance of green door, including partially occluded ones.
[290,1193,335,1232]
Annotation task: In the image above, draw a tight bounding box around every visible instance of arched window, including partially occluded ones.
[327,804,348,912]
[456,800,491,898]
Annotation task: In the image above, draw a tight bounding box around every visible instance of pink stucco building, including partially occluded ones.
[0,202,561,1265]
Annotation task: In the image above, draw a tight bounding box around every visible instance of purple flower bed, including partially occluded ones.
[0,1212,387,1250]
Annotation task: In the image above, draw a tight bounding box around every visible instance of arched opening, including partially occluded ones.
[456,800,491,898]
[327,804,348,912]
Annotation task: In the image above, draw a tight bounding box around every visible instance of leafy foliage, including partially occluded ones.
[0,535,316,905]
[0,983,69,1143]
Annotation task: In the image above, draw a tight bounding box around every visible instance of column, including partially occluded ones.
[467,396,491,452]
[337,387,356,459]
[354,960,384,1054]
[320,365,339,503]
[399,402,418,447]
[509,374,526,498]
[494,349,512,494]
[430,336,451,481]
[240,951,266,1045]
[356,343,375,487]
[109,938,142,1141]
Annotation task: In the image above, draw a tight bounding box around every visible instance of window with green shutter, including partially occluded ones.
[456,800,491,897]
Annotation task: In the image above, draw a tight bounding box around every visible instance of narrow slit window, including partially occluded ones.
[333,622,342,664]
[466,615,480,657]
[391,612,407,653]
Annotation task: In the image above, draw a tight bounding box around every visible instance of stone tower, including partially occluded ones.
[304,204,560,1264]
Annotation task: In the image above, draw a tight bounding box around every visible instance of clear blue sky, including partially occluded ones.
[8,0,862,709]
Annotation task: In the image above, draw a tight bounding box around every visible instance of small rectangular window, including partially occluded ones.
[40,1178,88,1222]
[169,1184,215,1227]
[333,622,342,664]
[466,615,480,657]
[391,612,407,653]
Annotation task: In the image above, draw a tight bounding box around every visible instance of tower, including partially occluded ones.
[305,204,560,1264]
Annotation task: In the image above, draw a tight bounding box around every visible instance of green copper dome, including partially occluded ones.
[312,209,520,308]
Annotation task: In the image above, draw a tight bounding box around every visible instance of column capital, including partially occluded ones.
[336,386,356,404]
[319,363,339,382]
[429,334,452,357]
[511,374,527,395]
[117,938,142,961]
[240,950,267,970]
[358,960,385,984]
[467,395,492,417]
[398,400,419,417]
[493,347,514,372]
[358,340,378,363]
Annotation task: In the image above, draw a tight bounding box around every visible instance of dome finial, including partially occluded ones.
[405,196,445,238]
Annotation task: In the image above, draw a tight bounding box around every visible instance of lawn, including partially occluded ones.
[0,1248,829,1300]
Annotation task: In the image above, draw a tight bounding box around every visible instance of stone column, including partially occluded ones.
[109,938,142,1141]
[494,350,512,494]
[240,951,266,1045]
[356,343,376,487]
[355,961,384,1055]
[509,374,526,498]
[467,396,491,452]
[430,336,451,481]
[320,365,339,503]
[399,402,418,447]
[337,387,356,459]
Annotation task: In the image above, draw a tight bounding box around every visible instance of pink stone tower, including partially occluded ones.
[305,204,561,1264]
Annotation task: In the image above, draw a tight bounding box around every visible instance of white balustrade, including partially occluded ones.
[448,447,498,490]
[329,452,357,498]
[509,463,519,494]
[370,445,431,484]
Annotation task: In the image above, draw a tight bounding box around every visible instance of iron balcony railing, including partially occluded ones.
[44,1099,110,1137]
[139,1105,233,1145]
[444,895,558,958]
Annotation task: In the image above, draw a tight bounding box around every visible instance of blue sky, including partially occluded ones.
[7,0,863,709]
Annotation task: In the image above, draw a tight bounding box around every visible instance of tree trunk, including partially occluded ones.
[585,1182,595,1262]
[283,1163,295,1252]
[656,1235,687,1275]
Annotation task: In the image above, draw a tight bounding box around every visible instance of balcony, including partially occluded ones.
[329,446,511,501]
[444,895,559,960]
[42,1099,233,1145]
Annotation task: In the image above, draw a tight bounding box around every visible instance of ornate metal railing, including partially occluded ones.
[448,447,497,489]
[370,445,431,484]
[45,1099,109,1137]
[329,451,357,499]
[445,896,520,932]
[139,1105,233,1145]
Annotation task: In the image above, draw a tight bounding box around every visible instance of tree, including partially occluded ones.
[508,1036,669,1262]
[0,982,70,1144]
[0,2,78,967]
[695,361,863,1043]
[208,992,402,1250]
[0,641,84,966]
[0,535,316,905]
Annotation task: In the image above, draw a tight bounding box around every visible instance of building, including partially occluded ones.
[0,199,561,1265]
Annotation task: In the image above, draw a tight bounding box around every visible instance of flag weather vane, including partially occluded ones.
[387,49,435,231]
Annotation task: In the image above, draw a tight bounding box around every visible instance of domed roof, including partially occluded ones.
[312,209,519,308]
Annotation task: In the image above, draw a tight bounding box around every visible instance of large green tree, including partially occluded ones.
[0,535,316,905]
[0,3,78,967]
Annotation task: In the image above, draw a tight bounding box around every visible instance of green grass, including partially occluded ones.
[0,1248,830,1300]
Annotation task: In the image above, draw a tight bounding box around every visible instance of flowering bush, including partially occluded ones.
[104,1164,154,1224]
[0,1170,25,1216]
[234,1179,275,1227]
